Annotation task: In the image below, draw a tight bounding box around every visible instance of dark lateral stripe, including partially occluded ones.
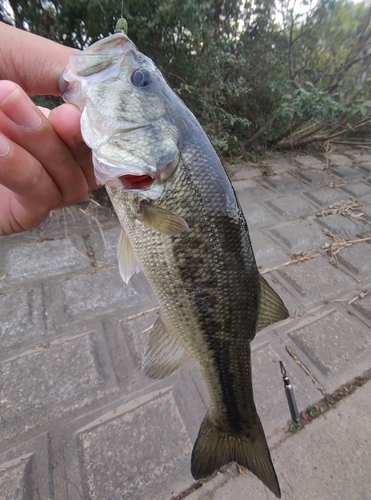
[169,163,260,432]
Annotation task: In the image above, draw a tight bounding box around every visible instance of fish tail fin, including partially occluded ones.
[191,412,281,498]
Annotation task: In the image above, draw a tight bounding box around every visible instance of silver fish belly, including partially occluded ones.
[60,29,288,498]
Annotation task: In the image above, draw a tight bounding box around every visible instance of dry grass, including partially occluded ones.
[261,250,319,274]
[261,229,371,274]
[316,200,366,222]
[322,229,371,266]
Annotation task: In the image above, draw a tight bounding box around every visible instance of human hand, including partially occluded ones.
[0,23,97,236]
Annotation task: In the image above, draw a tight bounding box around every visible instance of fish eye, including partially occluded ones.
[131,68,152,87]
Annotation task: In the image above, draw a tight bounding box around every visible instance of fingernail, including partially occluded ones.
[0,81,42,129]
[0,80,18,104]
[0,135,10,156]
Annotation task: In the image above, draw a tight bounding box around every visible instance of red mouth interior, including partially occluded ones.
[119,174,154,190]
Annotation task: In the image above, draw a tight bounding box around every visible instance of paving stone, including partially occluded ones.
[0,287,44,353]
[329,165,365,181]
[37,204,117,238]
[262,175,306,193]
[351,291,371,322]
[262,158,294,174]
[75,389,192,500]
[339,181,371,199]
[304,187,349,207]
[239,201,278,229]
[276,256,353,304]
[326,153,353,168]
[268,220,329,253]
[179,364,210,434]
[315,213,368,239]
[286,307,371,392]
[226,162,262,181]
[234,180,272,200]
[0,434,52,499]
[295,155,326,170]
[265,194,315,219]
[0,228,40,248]
[0,332,117,441]
[353,153,371,164]
[120,311,157,358]
[0,236,89,287]
[89,226,121,264]
[250,230,288,270]
[336,241,371,278]
[0,453,34,500]
[359,204,371,221]
[252,332,321,437]
[57,268,151,321]
[119,309,159,383]
[296,170,333,186]
[358,163,371,176]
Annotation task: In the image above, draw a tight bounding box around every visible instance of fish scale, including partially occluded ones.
[60,26,289,498]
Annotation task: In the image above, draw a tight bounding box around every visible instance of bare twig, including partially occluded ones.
[348,290,370,305]
[316,201,366,222]
[286,345,328,396]
[79,207,106,245]
[261,250,318,274]
[321,229,371,265]
[119,306,160,323]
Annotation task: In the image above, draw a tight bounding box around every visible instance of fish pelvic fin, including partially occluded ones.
[142,314,192,379]
[256,274,289,333]
[117,228,142,284]
[137,201,190,235]
[191,412,281,498]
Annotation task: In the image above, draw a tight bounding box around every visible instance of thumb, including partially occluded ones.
[0,22,78,96]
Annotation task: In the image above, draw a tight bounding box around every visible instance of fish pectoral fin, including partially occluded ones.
[191,412,281,498]
[137,201,190,235]
[117,228,142,284]
[256,275,289,332]
[142,314,192,379]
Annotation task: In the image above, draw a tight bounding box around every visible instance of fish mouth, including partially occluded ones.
[119,174,155,190]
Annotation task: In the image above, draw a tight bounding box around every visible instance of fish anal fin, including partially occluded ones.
[137,201,189,235]
[117,228,142,284]
[191,412,281,498]
[142,314,192,379]
[256,275,289,333]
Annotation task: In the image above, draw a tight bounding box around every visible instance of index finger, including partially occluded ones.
[0,81,89,207]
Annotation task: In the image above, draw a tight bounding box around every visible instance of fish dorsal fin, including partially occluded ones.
[142,314,192,379]
[137,201,190,235]
[117,228,142,284]
[256,275,289,332]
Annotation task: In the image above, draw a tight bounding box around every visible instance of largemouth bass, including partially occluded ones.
[60,25,288,498]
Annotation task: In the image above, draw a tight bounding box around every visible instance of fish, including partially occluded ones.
[60,23,288,498]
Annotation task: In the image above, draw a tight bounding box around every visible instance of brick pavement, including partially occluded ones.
[0,150,370,499]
